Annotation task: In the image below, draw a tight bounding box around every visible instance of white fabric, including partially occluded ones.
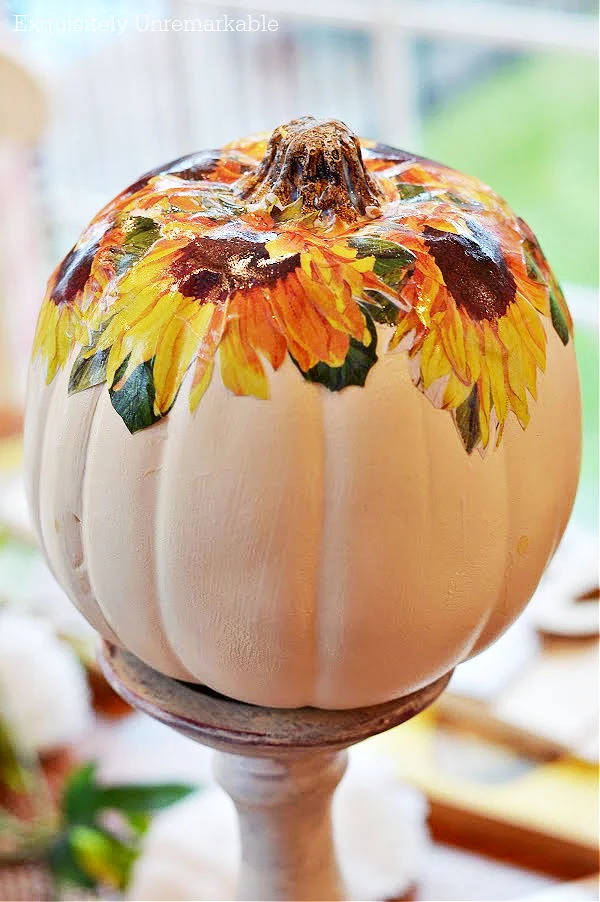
[129,746,429,901]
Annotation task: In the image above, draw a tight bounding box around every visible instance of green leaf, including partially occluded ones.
[397,182,428,200]
[0,714,36,794]
[444,191,484,211]
[122,810,152,837]
[455,385,481,454]
[49,764,196,894]
[373,256,414,290]
[523,243,570,345]
[99,782,195,814]
[348,235,415,291]
[68,346,109,394]
[116,216,161,276]
[49,835,98,891]
[62,762,100,824]
[524,246,545,284]
[296,312,378,392]
[109,359,162,433]
[549,289,570,345]
[361,292,400,326]
[349,235,415,266]
[69,826,136,892]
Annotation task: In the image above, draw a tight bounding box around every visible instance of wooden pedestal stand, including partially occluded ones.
[100,643,451,901]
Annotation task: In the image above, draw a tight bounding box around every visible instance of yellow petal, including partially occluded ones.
[153,301,215,413]
[463,316,481,383]
[439,304,468,383]
[515,293,547,368]
[420,329,451,387]
[483,322,508,425]
[265,235,299,258]
[507,385,531,429]
[350,255,376,273]
[497,314,527,402]
[189,358,215,411]
[443,372,473,408]
[331,242,358,260]
[478,363,491,449]
[219,315,269,399]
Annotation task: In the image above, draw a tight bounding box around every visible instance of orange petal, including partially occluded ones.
[268,273,349,371]
[240,288,287,372]
[295,266,364,342]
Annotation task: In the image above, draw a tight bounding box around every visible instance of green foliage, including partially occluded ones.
[109,359,162,433]
[0,747,195,894]
[48,761,195,893]
[455,385,481,454]
[297,312,378,391]
[0,716,35,794]
[348,235,416,291]
[396,182,429,201]
[69,826,137,892]
[68,346,109,394]
[549,291,570,346]
[116,216,161,277]
[362,291,400,326]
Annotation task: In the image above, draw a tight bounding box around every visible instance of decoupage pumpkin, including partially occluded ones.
[24,117,581,708]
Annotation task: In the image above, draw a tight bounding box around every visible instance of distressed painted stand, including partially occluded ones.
[100,642,451,902]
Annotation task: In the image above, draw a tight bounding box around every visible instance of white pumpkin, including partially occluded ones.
[24,117,581,709]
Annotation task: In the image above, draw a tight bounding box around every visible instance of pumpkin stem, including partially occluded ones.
[236,117,384,222]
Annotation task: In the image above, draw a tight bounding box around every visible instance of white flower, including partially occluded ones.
[0,611,91,753]
[129,747,429,901]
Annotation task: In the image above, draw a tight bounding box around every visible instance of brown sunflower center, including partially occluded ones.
[173,225,300,302]
[236,116,384,222]
[424,222,516,322]
[50,235,101,306]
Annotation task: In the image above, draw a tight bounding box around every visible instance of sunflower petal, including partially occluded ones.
[443,371,473,408]
[463,314,481,383]
[439,302,468,383]
[219,314,269,399]
[478,363,492,449]
[497,313,527,402]
[483,322,508,425]
[152,301,215,414]
[420,329,452,387]
[506,385,531,429]
[514,293,547,367]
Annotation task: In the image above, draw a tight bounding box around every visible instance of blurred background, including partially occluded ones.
[0,0,598,900]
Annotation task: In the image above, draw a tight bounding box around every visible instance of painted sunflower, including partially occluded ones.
[32,116,572,453]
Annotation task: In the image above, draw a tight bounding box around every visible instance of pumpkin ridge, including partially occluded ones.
[62,380,121,644]
[150,392,200,681]
[78,386,129,644]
